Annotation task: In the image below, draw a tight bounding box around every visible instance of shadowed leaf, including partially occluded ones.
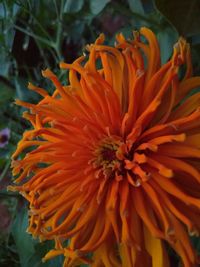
[63,0,84,13]
[154,0,200,37]
[89,0,110,15]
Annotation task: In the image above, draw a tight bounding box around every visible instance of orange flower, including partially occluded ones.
[9,27,200,267]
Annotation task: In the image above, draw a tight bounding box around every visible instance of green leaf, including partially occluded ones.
[11,208,63,267]
[25,242,63,267]
[89,0,110,15]
[157,26,178,64]
[0,53,10,76]
[154,0,200,37]
[67,21,85,42]
[63,0,84,13]
[0,76,14,103]
[0,3,5,18]
[127,0,145,15]
[11,208,36,267]
[15,77,39,102]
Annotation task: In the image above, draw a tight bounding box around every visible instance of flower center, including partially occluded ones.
[0,134,8,143]
[93,137,125,179]
[92,137,144,187]
[101,148,116,162]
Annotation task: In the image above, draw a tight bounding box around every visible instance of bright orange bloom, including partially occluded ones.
[9,27,200,266]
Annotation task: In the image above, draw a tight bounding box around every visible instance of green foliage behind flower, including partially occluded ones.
[0,0,200,266]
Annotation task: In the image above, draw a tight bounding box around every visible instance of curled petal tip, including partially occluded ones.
[95,33,105,45]
[41,68,53,78]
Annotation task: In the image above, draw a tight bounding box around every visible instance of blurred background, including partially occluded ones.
[0,0,200,266]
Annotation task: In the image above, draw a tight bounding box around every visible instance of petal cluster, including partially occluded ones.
[9,28,200,267]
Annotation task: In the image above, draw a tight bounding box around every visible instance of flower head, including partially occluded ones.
[9,27,200,266]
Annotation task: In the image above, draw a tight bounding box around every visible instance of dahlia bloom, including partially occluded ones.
[9,27,200,267]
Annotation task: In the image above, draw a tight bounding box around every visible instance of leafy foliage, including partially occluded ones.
[0,0,200,266]
[12,208,63,267]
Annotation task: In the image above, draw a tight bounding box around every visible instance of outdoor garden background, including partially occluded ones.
[0,0,200,266]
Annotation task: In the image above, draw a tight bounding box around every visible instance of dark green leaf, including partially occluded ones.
[66,21,85,42]
[63,0,84,13]
[25,242,63,267]
[0,53,10,76]
[154,0,200,37]
[11,208,62,267]
[15,77,39,102]
[11,208,36,267]
[0,3,5,18]
[157,26,178,64]
[0,76,14,103]
[127,0,145,15]
[89,0,110,15]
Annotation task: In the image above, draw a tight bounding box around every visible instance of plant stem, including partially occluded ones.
[55,0,64,60]
[13,24,54,47]
[0,161,10,181]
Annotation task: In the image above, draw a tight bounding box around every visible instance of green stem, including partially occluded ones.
[34,39,53,68]
[13,24,55,47]
[55,0,64,60]
[53,0,59,19]
[18,5,52,41]
[0,161,10,181]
